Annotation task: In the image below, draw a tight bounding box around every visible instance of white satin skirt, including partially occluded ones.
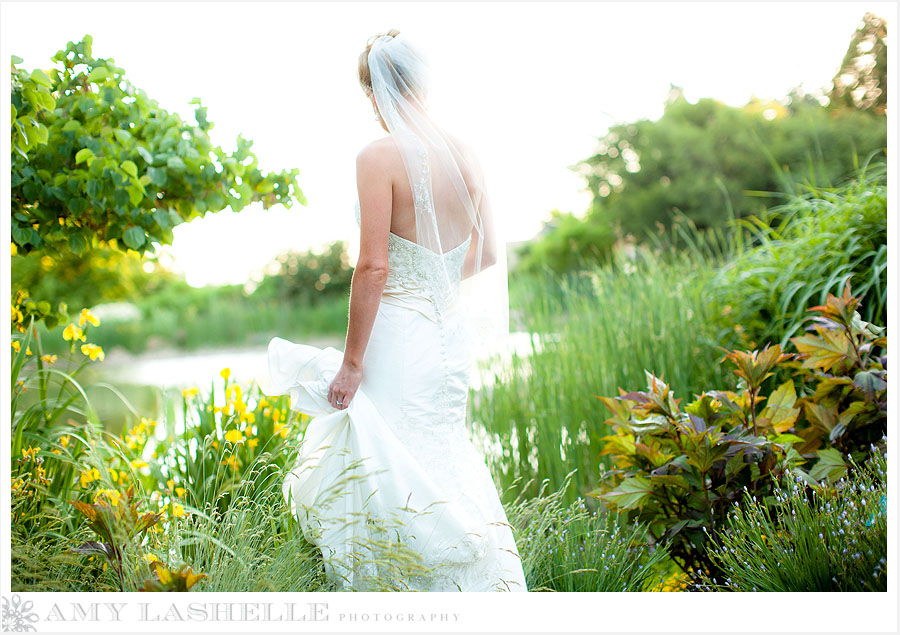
[265,288,527,592]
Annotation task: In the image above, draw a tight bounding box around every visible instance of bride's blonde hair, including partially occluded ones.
[358,29,402,96]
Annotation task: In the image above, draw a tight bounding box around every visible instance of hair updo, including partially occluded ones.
[358,29,426,101]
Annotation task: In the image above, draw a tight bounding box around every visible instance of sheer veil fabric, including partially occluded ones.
[365,32,510,356]
[262,32,526,592]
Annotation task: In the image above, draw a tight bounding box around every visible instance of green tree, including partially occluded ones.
[11,35,305,329]
[828,12,887,115]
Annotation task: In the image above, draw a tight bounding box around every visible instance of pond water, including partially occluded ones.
[88,331,544,393]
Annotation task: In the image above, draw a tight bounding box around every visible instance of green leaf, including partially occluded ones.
[113,129,133,144]
[11,54,24,65]
[122,226,146,250]
[121,160,138,178]
[87,67,109,83]
[12,226,31,245]
[136,146,154,164]
[30,68,54,88]
[36,91,56,111]
[75,148,94,164]
[757,379,800,433]
[808,448,848,484]
[600,476,654,510]
[68,233,87,254]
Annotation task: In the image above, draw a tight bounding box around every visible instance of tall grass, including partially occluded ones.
[710,157,887,350]
[470,247,734,505]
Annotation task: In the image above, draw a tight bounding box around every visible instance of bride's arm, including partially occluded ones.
[342,145,391,369]
[461,184,498,280]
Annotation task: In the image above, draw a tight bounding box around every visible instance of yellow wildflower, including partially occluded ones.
[248,438,259,449]
[258,398,269,409]
[40,354,58,365]
[11,304,23,323]
[224,429,243,444]
[63,324,86,342]
[143,553,161,564]
[79,467,101,487]
[11,340,20,352]
[80,343,105,361]
[271,408,281,423]
[11,242,17,256]
[182,387,200,399]
[92,488,121,506]
[220,455,240,470]
[78,308,100,327]
[173,504,185,518]
[21,446,40,460]
[60,435,70,448]
[130,459,149,469]
[274,422,289,438]
[220,367,231,381]
[241,411,256,424]
[109,468,120,483]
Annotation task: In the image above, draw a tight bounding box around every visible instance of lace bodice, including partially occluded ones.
[355,201,471,317]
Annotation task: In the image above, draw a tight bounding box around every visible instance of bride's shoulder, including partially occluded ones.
[358,136,401,159]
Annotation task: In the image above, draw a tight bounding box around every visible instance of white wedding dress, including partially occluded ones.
[264,200,527,592]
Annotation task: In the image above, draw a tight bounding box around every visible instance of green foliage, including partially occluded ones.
[570,96,885,246]
[589,363,806,582]
[254,240,354,305]
[10,35,305,328]
[698,439,887,591]
[711,161,887,350]
[471,248,733,506]
[827,12,888,115]
[788,281,887,465]
[514,209,616,275]
[68,485,163,591]
[504,473,671,592]
[12,244,176,312]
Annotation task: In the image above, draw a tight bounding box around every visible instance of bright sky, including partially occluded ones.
[3,1,893,287]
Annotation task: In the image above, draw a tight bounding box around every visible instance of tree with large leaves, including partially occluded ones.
[11,35,306,329]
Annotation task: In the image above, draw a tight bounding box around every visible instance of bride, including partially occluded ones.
[264,29,527,592]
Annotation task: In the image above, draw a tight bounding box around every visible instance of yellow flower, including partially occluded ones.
[11,242,17,256]
[78,308,101,327]
[274,422,288,438]
[21,446,40,460]
[109,468,119,483]
[258,398,269,409]
[182,387,200,399]
[143,553,161,564]
[11,304,23,323]
[224,429,243,444]
[80,343,105,361]
[11,340,20,352]
[220,367,231,381]
[79,467,101,487]
[130,459,149,469]
[172,504,185,518]
[63,324,86,342]
[40,354,58,365]
[175,487,185,497]
[92,488,121,506]
[272,408,281,423]
[60,435,70,448]
[220,455,240,470]
[248,438,259,449]
[241,411,256,424]
[25,346,32,356]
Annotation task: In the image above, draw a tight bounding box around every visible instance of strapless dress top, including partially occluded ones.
[355,200,471,322]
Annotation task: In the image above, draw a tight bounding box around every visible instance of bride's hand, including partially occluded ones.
[327,361,362,410]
